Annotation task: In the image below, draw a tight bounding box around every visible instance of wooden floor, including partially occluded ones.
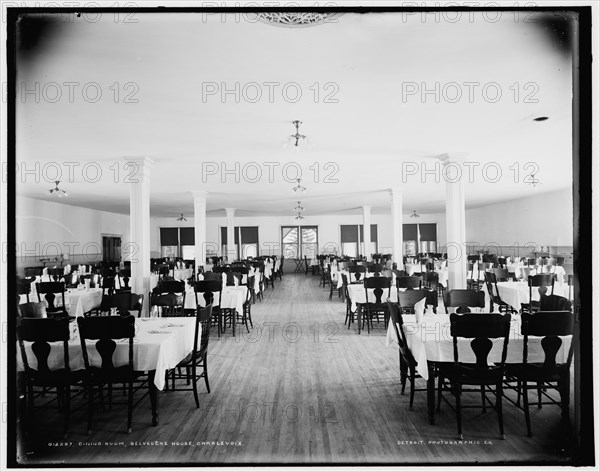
[17,273,576,466]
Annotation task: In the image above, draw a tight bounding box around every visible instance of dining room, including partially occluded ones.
[5,4,597,470]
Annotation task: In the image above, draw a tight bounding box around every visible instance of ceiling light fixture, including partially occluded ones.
[410,210,420,218]
[526,172,540,189]
[293,178,306,192]
[49,181,68,198]
[295,212,304,220]
[177,213,187,222]
[293,201,304,212]
[288,120,308,149]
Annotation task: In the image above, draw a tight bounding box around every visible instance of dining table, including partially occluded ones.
[385,311,572,424]
[346,282,399,334]
[18,316,197,426]
[484,280,571,312]
[22,287,103,318]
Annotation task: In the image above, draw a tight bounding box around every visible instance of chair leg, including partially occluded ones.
[127,381,133,433]
[523,381,532,437]
[399,354,407,394]
[496,381,505,439]
[481,385,486,413]
[537,381,543,409]
[437,377,444,412]
[63,385,70,439]
[409,368,416,410]
[203,356,210,393]
[192,364,199,408]
[455,381,463,440]
[86,386,94,435]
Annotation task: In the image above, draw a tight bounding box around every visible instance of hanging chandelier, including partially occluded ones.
[49,181,68,197]
[293,201,304,212]
[295,212,304,220]
[177,213,187,222]
[293,178,306,192]
[410,210,420,218]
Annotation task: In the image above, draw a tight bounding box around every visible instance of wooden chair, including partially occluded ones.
[347,265,367,284]
[437,313,512,439]
[193,280,227,337]
[396,276,422,290]
[397,289,437,314]
[513,311,574,436]
[36,282,69,318]
[150,280,186,317]
[484,272,517,314]
[539,294,572,312]
[97,293,144,317]
[362,276,392,334]
[521,274,555,314]
[117,269,132,293]
[386,301,426,408]
[341,274,356,328]
[167,304,213,407]
[18,317,84,437]
[443,289,485,314]
[77,315,144,434]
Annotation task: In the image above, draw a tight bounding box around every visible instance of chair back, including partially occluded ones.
[396,276,422,290]
[347,265,367,283]
[521,311,574,370]
[539,294,572,312]
[397,289,428,314]
[77,315,135,374]
[100,292,144,317]
[450,313,511,372]
[193,304,213,360]
[444,289,485,313]
[528,274,555,303]
[367,264,384,274]
[193,280,222,308]
[363,276,392,305]
[386,300,418,366]
[490,268,509,281]
[18,317,71,379]
[118,269,131,291]
[36,281,67,315]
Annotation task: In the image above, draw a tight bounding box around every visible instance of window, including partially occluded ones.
[340,224,378,258]
[402,223,437,256]
[281,226,318,259]
[160,227,194,258]
[221,226,259,260]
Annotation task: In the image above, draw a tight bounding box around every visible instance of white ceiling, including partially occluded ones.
[15,11,574,217]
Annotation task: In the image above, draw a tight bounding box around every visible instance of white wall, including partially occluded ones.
[15,196,130,273]
[465,188,573,248]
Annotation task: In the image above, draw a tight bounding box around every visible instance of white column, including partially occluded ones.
[225,208,236,262]
[390,188,403,268]
[362,205,372,260]
[192,191,208,273]
[126,156,153,316]
[442,154,467,290]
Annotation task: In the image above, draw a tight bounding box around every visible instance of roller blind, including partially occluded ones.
[403,224,418,241]
[160,228,179,246]
[419,223,437,241]
[180,227,195,245]
[341,225,359,243]
[358,224,378,241]
[240,227,259,244]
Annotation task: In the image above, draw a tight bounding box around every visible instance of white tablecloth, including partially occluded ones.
[25,288,103,318]
[386,313,572,380]
[18,317,197,390]
[484,281,571,311]
[346,283,398,311]
[183,284,247,315]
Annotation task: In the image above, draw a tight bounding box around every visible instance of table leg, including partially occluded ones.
[427,362,436,425]
[148,370,159,426]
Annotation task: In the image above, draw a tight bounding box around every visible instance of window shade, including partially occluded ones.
[240,226,258,244]
[180,227,195,245]
[341,225,359,243]
[160,228,179,246]
[403,224,418,241]
[419,223,437,241]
